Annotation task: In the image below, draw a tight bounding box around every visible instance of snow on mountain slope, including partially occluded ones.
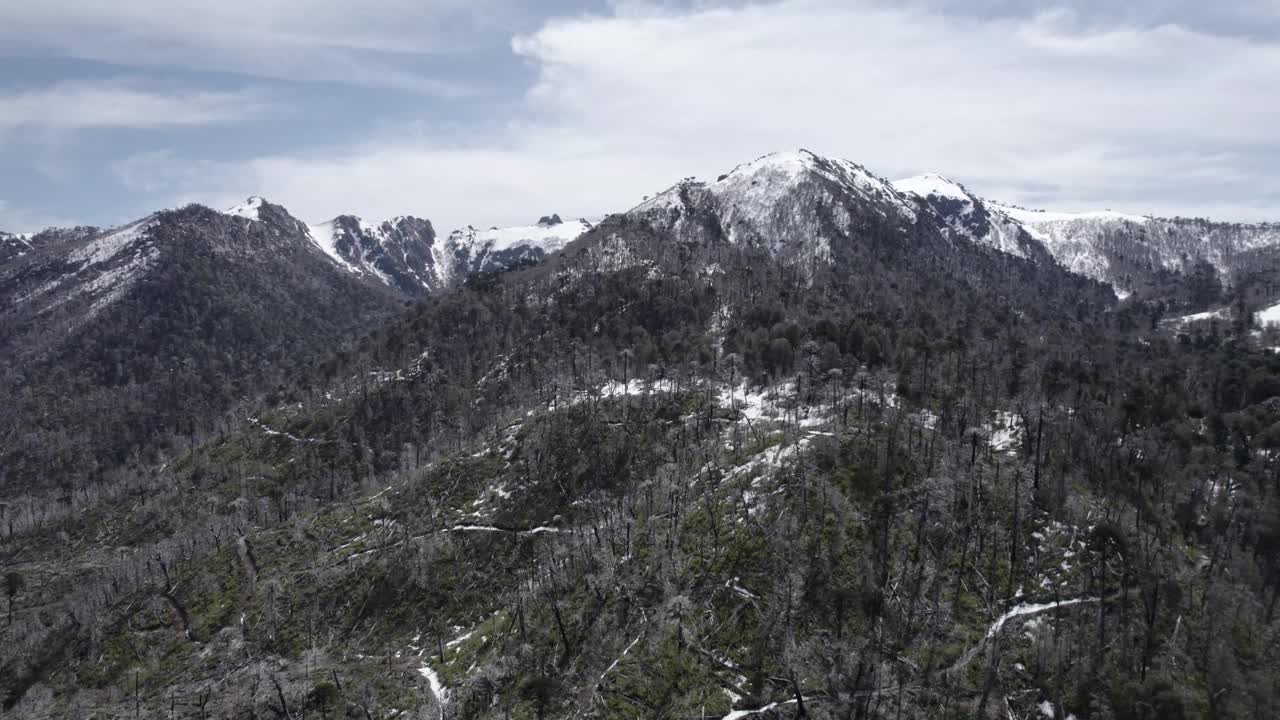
[996,206,1150,227]
[893,174,1044,260]
[628,150,922,272]
[307,220,361,274]
[444,216,594,276]
[636,150,916,226]
[224,196,266,220]
[1256,302,1280,328]
[986,204,1147,284]
[10,216,160,320]
[471,218,592,254]
[990,202,1280,290]
[308,214,442,295]
[300,209,594,295]
[68,217,156,267]
[889,173,1280,294]
[892,173,970,203]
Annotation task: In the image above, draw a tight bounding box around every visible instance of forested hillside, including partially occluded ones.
[0,202,404,492]
[2,152,1279,719]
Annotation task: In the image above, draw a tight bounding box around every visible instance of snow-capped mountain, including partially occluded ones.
[219,197,600,295]
[445,215,593,277]
[629,150,920,273]
[990,204,1280,290]
[3,200,394,344]
[306,215,444,295]
[617,147,1280,310]
[892,174,1049,262]
[612,149,1116,328]
[888,174,1280,297]
[222,198,593,295]
[220,197,446,296]
[626,151,1061,277]
[988,205,1152,286]
[11,149,1279,316]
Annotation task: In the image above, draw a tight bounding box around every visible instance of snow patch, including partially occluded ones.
[983,597,1098,643]
[1256,302,1280,328]
[224,196,265,220]
[69,218,155,266]
[892,173,971,202]
[473,219,592,253]
[722,699,801,720]
[307,220,362,274]
[416,664,448,718]
[1170,308,1229,325]
[996,205,1150,226]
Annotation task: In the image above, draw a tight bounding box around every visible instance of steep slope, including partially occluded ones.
[892,173,1051,262]
[992,203,1280,296]
[0,200,403,490]
[306,214,444,295]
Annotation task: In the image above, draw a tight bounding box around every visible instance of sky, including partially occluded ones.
[1,0,1278,234]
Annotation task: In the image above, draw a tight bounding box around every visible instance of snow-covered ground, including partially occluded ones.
[1169,308,1230,325]
[996,205,1150,227]
[892,173,970,202]
[416,664,448,719]
[988,411,1022,452]
[1256,302,1280,328]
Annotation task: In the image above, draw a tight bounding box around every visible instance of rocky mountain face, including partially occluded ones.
[307,213,445,295]
[891,173,1055,264]
[4,149,1280,720]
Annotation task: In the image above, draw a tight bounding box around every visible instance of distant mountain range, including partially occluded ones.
[5,149,1276,486]
[6,151,1277,307]
[889,169,1280,300]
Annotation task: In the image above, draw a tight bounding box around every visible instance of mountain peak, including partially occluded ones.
[892,173,971,202]
[537,213,564,227]
[224,196,267,220]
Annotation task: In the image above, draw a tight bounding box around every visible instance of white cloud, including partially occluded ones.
[0,80,268,133]
[122,1,1280,227]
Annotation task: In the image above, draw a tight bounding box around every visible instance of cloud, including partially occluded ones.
[114,1,1280,226]
[0,0,521,94]
[0,80,269,133]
